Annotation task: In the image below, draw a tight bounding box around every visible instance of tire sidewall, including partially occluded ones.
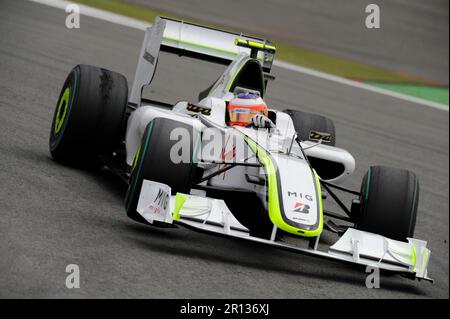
[49,66,80,153]
[125,118,198,224]
[358,166,419,241]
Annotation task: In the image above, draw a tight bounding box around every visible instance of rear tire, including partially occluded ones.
[356,166,419,241]
[284,109,336,146]
[49,64,128,166]
[125,118,199,225]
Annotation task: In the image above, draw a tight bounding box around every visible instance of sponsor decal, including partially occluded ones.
[293,202,310,214]
[286,191,316,223]
[150,188,169,215]
[186,103,211,115]
[143,50,156,65]
[137,180,172,224]
[309,131,333,143]
[287,191,313,201]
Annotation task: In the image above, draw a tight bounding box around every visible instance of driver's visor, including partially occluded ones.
[227,104,267,126]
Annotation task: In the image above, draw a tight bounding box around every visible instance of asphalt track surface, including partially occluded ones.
[129,0,449,85]
[0,0,448,298]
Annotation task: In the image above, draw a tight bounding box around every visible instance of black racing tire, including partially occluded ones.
[125,118,199,225]
[356,166,419,241]
[284,109,336,146]
[49,64,128,165]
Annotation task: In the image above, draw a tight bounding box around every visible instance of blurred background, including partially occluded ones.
[75,0,449,105]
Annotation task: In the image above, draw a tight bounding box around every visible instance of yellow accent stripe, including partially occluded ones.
[226,59,266,97]
[163,36,237,56]
[54,87,70,134]
[411,244,417,268]
[234,38,276,52]
[243,136,323,237]
[173,193,187,221]
[163,36,265,63]
[312,169,324,236]
[226,61,246,92]
[131,143,141,174]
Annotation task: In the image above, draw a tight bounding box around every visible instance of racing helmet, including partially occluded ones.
[227,92,268,126]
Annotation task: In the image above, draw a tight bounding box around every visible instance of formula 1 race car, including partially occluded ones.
[49,17,432,282]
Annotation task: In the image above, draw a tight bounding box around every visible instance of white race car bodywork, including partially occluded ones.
[126,101,355,234]
[124,17,433,282]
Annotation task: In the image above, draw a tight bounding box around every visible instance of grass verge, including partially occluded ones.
[366,82,449,106]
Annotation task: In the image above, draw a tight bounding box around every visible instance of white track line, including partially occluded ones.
[28,0,448,111]
[29,0,151,30]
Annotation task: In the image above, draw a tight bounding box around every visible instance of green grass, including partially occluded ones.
[366,82,449,105]
[74,0,439,86]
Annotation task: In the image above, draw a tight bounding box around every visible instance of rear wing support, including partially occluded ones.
[129,17,276,107]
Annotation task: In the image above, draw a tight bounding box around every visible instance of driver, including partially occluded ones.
[226,92,275,129]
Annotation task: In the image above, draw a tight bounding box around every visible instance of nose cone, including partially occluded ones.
[269,153,323,236]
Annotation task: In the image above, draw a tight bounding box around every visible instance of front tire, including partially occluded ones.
[356,166,419,241]
[125,118,199,225]
[49,64,128,165]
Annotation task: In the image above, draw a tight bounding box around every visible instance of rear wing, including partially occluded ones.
[129,17,276,106]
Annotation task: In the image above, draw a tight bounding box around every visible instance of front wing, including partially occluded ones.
[136,179,433,283]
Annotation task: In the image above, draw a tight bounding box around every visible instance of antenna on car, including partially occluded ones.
[287,132,297,155]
